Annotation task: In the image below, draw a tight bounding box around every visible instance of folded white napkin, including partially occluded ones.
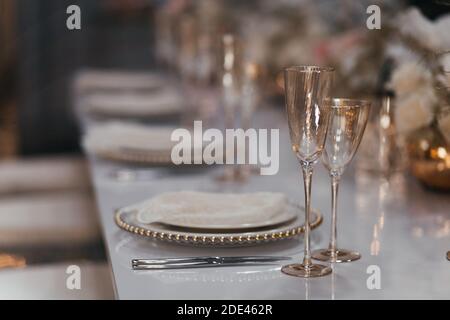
[128,191,288,227]
[83,122,179,154]
[74,69,165,92]
[83,90,183,117]
[0,156,89,194]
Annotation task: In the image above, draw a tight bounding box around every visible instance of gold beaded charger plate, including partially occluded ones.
[114,204,322,247]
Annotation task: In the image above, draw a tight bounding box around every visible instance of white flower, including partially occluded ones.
[397,8,443,52]
[390,62,433,98]
[435,14,450,51]
[396,7,450,52]
[385,42,421,64]
[395,87,437,134]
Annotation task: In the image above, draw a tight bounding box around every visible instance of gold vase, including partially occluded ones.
[407,126,450,191]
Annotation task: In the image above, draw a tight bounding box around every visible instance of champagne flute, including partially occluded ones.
[282,66,334,278]
[312,98,370,263]
[216,34,242,182]
[237,61,261,180]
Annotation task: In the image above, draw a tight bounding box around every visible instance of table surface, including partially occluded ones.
[86,109,450,299]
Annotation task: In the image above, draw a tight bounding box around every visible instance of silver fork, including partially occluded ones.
[132,256,292,270]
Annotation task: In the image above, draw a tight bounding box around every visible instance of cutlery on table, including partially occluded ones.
[132,256,292,270]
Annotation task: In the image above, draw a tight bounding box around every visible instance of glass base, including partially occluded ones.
[214,167,248,183]
[281,263,332,278]
[312,248,361,263]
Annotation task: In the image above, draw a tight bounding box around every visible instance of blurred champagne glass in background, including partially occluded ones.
[216,33,243,182]
[154,7,177,71]
[177,13,198,125]
[192,17,219,126]
[221,34,240,130]
[237,60,262,180]
[356,95,407,176]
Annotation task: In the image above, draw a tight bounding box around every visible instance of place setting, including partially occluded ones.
[74,69,185,122]
[110,65,371,278]
[82,122,183,165]
[82,121,224,167]
[115,190,323,250]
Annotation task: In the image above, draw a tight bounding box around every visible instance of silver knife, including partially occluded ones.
[132,256,291,270]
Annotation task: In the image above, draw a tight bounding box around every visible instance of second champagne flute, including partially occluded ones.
[282,66,334,278]
[312,98,370,263]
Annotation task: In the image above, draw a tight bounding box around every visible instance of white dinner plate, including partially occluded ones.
[160,203,298,230]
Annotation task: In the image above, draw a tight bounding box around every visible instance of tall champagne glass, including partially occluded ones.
[282,66,334,278]
[216,34,242,182]
[312,98,370,262]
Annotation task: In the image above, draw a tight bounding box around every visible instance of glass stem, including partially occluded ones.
[301,162,313,267]
[237,111,251,179]
[328,173,340,255]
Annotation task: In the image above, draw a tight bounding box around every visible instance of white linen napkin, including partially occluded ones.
[126,191,289,227]
[74,69,165,92]
[83,90,183,117]
[83,122,178,154]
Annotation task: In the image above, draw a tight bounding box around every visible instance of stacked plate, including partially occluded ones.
[82,90,183,119]
[115,191,322,247]
[83,122,179,165]
[83,122,222,166]
[74,69,183,120]
[74,69,166,93]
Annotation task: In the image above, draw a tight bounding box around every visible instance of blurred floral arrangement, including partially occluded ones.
[155,1,450,188]
[155,0,405,95]
[235,0,403,96]
[385,8,450,189]
[387,8,450,143]
[302,5,450,188]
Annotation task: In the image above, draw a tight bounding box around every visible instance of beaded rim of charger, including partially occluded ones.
[114,207,323,246]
